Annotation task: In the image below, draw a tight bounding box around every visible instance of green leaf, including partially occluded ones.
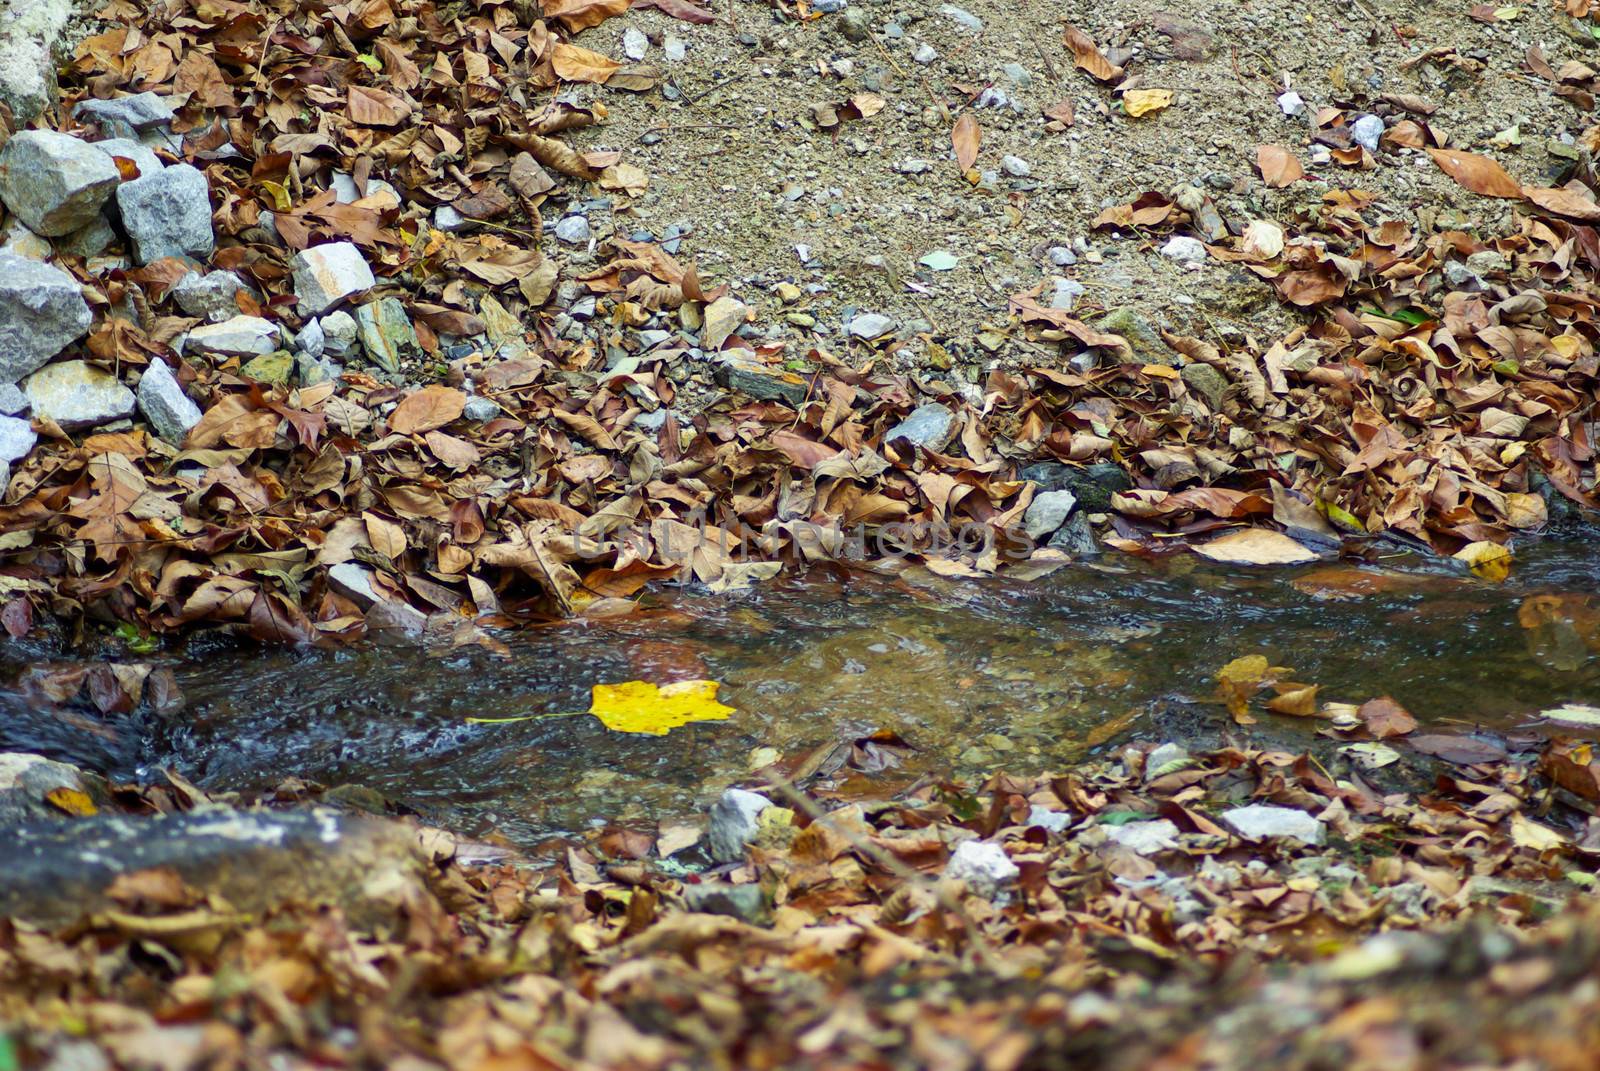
[918,250,959,271]
[1492,359,1520,376]
[356,53,383,72]
[1098,810,1152,826]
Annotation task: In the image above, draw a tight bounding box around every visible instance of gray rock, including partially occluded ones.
[0,0,75,124]
[1277,89,1305,117]
[0,219,50,262]
[622,27,649,60]
[1001,154,1031,177]
[1047,511,1100,555]
[1181,362,1230,409]
[1145,742,1191,777]
[0,131,121,237]
[1351,113,1384,153]
[329,171,400,208]
[1023,489,1078,540]
[295,352,341,386]
[1466,250,1509,276]
[883,402,956,451]
[74,92,175,137]
[683,881,768,924]
[840,7,870,40]
[0,753,103,828]
[291,242,375,315]
[1027,805,1071,833]
[1048,245,1078,266]
[135,359,201,444]
[1049,277,1085,310]
[186,315,280,358]
[328,562,380,605]
[56,214,116,259]
[319,310,360,357]
[24,361,136,430]
[716,359,809,406]
[1019,460,1132,512]
[847,311,896,339]
[1097,307,1167,364]
[356,298,421,373]
[813,0,847,10]
[913,43,938,64]
[115,164,214,263]
[943,839,1017,898]
[1103,818,1181,855]
[707,787,773,862]
[939,5,984,31]
[0,253,92,383]
[664,36,687,61]
[296,316,326,358]
[0,414,35,463]
[1443,261,1485,292]
[554,215,592,245]
[463,395,500,422]
[0,383,29,415]
[1221,804,1325,845]
[172,270,244,321]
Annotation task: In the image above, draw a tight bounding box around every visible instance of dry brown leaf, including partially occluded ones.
[1256,145,1304,188]
[1358,696,1417,738]
[552,42,622,84]
[1064,25,1122,83]
[1522,184,1600,220]
[347,86,412,126]
[541,0,630,31]
[952,113,980,171]
[1426,147,1522,198]
[390,386,466,435]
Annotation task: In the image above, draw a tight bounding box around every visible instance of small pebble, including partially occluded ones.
[1001,155,1031,177]
[913,43,938,64]
[555,216,591,245]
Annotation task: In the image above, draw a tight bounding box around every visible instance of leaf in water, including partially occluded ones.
[952,113,980,171]
[1123,89,1174,117]
[1409,733,1508,765]
[1342,741,1401,769]
[1194,529,1318,566]
[1358,696,1417,738]
[1455,540,1512,581]
[1267,682,1320,717]
[588,679,734,735]
[1216,654,1276,725]
[1538,703,1600,729]
[45,787,98,817]
[1426,147,1522,198]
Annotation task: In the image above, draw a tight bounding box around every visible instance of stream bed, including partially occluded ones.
[5,541,1600,845]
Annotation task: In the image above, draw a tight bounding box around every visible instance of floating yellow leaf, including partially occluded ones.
[589,679,734,735]
[1123,89,1174,117]
[1455,540,1512,581]
[45,787,98,816]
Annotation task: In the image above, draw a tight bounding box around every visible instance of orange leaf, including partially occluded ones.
[390,385,466,435]
[541,0,630,32]
[1521,183,1600,220]
[1064,25,1122,83]
[552,42,622,84]
[1256,144,1304,188]
[952,113,980,171]
[1426,147,1522,198]
[1358,696,1417,738]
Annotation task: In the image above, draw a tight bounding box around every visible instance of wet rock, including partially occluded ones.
[848,311,895,339]
[1103,818,1181,855]
[320,309,360,357]
[172,270,245,321]
[702,294,749,350]
[356,297,421,373]
[1,219,51,261]
[136,359,201,444]
[0,753,104,827]
[115,163,214,264]
[0,130,121,237]
[1160,236,1207,265]
[0,415,36,463]
[74,92,175,138]
[883,402,956,451]
[943,840,1017,898]
[1023,489,1078,540]
[707,788,773,862]
[0,253,93,383]
[683,881,768,924]
[24,361,136,430]
[291,242,375,315]
[1019,460,1132,512]
[1221,804,1325,845]
[463,395,500,422]
[1181,362,1230,409]
[1047,511,1100,555]
[186,315,280,358]
[716,359,808,406]
[0,808,429,929]
[240,350,295,386]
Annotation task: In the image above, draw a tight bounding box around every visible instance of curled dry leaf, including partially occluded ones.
[347,86,412,126]
[952,113,980,171]
[1521,184,1600,221]
[1426,147,1523,198]
[1256,144,1304,188]
[1064,25,1123,83]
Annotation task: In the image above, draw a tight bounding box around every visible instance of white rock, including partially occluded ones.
[707,788,773,862]
[0,414,35,463]
[1277,90,1305,117]
[291,242,375,315]
[0,384,29,415]
[1023,489,1077,540]
[1027,805,1071,833]
[1221,804,1325,845]
[24,360,135,430]
[664,36,687,61]
[622,27,649,60]
[1103,818,1180,855]
[329,171,401,209]
[186,315,281,358]
[319,310,359,357]
[942,840,1018,897]
[913,43,938,64]
[135,359,201,444]
[1160,236,1207,265]
[89,137,163,180]
[554,215,591,245]
[1144,742,1190,778]
[171,270,244,321]
[702,295,749,350]
[1001,154,1031,177]
[848,311,895,339]
[1048,277,1085,310]
[1351,114,1384,153]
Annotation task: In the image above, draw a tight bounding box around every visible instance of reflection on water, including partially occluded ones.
[4,541,1600,843]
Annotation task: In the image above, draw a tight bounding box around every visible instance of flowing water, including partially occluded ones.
[5,541,1600,845]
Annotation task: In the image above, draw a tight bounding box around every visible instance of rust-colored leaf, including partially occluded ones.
[1256,144,1304,188]
[1358,696,1417,738]
[390,385,467,435]
[952,113,980,171]
[1064,25,1122,83]
[1426,147,1522,199]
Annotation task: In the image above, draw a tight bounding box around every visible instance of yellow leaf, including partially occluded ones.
[1140,364,1180,379]
[1510,812,1565,852]
[1123,89,1174,117]
[1454,540,1512,582]
[45,787,98,816]
[588,679,734,735]
[260,180,292,212]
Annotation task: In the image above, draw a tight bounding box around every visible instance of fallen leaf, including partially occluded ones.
[1123,88,1174,117]
[952,113,980,171]
[1521,184,1600,221]
[1257,144,1304,188]
[390,386,467,435]
[1455,540,1512,581]
[1426,147,1522,199]
[1064,25,1122,83]
[541,0,630,31]
[589,679,735,735]
[346,85,412,126]
[553,42,622,84]
[1358,696,1417,738]
[1193,529,1318,566]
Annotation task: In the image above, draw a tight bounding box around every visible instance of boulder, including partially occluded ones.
[185,315,280,358]
[0,130,121,236]
[74,92,176,138]
[115,163,214,263]
[89,137,165,180]
[0,253,93,384]
[1023,489,1078,540]
[883,402,957,451]
[0,753,105,827]
[0,0,76,123]
[291,242,375,315]
[0,219,51,261]
[171,270,244,321]
[56,213,117,259]
[24,361,136,430]
[135,359,201,444]
[356,298,420,373]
